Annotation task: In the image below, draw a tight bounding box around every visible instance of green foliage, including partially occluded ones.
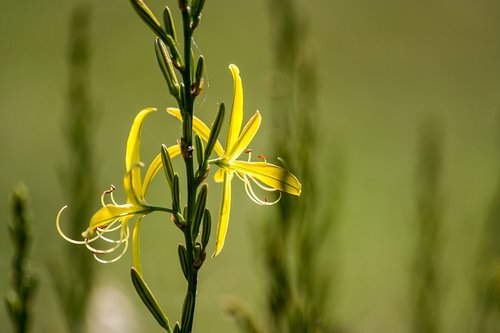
[227,0,339,332]
[5,184,38,333]
[52,4,97,332]
[411,119,443,333]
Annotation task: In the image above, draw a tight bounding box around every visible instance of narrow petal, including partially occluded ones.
[142,144,181,197]
[226,64,244,151]
[126,108,157,203]
[132,216,143,275]
[167,108,224,156]
[213,172,232,257]
[225,111,261,160]
[230,160,302,196]
[86,204,149,235]
[213,168,225,183]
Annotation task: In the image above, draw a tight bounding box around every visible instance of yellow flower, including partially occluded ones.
[57,108,180,269]
[168,64,301,257]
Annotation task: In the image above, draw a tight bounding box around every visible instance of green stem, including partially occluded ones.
[179,5,198,333]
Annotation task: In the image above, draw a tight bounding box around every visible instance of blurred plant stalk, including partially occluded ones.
[411,120,443,333]
[227,0,341,332]
[53,4,97,332]
[473,117,500,332]
[5,184,38,333]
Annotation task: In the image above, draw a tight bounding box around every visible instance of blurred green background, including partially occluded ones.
[1,0,500,332]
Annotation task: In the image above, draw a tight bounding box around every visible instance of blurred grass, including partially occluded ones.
[227,0,340,332]
[1,1,500,332]
[411,118,443,333]
[50,4,97,332]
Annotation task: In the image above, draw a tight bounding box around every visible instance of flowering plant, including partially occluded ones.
[57,1,300,331]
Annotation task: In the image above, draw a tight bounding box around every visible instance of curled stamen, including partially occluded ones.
[96,219,122,234]
[85,226,129,255]
[93,236,129,264]
[95,222,126,244]
[56,206,91,245]
[277,157,288,169]
[243,178,281,206]
[101,185,117,206]
[235,171,281,206]
[247,174,279,192]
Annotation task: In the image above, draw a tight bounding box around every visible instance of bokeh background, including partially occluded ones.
[1,0,500,332]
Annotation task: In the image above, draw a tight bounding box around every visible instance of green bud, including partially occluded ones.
[201,209,211,248]
[155,38,180,98]
[192,184,208,239]
[203,103,225,164]
[172,174,181,213]
[193,242,206,269]
[191,0,206,29]
[177,244,189,280]
[167,34,183,69]
[163,6,177,42]
[129,0,168,41]
[130,268,171,331]
[195,134,204,167]
[181,292,195,331]
[192,56,204,96]
[161,144,175,187]
[173,322,181,333]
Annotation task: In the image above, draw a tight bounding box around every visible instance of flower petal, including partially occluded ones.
[230,160,302,196]
[126,108,157,203]
[225,111,261,160]
[226,64,244,151]
[213,168,225,183]
[213,172,233,257]
[86,204,149,236]
[167,108,224,156]
[132,216,143,274]
[142,144,181,197]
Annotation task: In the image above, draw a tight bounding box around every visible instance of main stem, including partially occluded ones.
[180,5,197,333]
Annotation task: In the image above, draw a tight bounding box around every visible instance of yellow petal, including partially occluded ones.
[226,64,244,151]
[132,217,143,275]
[87,204,146,234]
[167,108,224,156]
[230,160,302,196]
[213,168,225,183]
[126,108,157,203]
[213,172,233,257]
[225,111,261,160]
[142,144,181,197]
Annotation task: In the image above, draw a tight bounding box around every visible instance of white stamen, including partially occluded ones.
[56,206,89,245]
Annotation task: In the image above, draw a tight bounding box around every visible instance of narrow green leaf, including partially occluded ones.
[181,292,195,331]
[195,134,204,167]
[130,268,171,332]
[129,0,168,41]
[178,244,189,280]
[201,208,211,248]
[203,103,225,164]
[155,38,180,98]
[172,174,180,213]
[163,6,177,42]
[192,184,208,239]
[192,55,204,96]
[191,0,206,28]
[161,144,175,187]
